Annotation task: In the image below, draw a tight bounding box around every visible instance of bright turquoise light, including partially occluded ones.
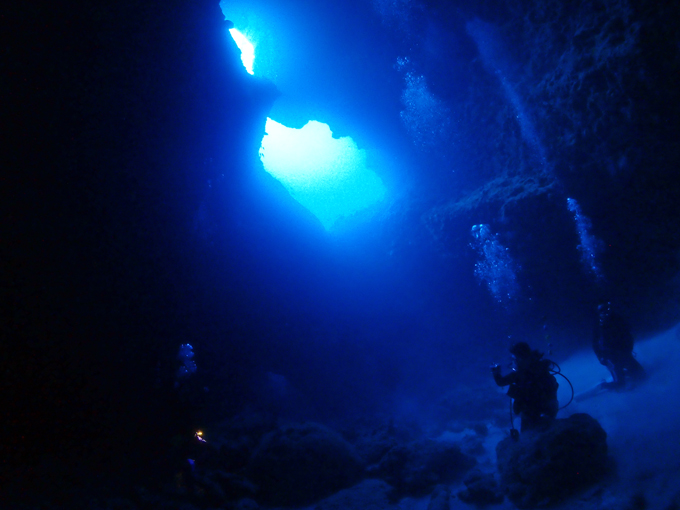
[229,28,255,75]
[259,118,387,230]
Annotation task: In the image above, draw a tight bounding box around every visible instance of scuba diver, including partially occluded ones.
[491,342,559,434]
[592,302,646,390]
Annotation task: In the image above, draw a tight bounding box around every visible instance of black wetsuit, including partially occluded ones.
[593,311,645,388]
[493,357,558,432]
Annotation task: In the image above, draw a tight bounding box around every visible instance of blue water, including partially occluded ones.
[7,0,680,506]
[203,0,672,428]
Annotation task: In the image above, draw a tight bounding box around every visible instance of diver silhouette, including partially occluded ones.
[592,302,646,390]
[492,342,559,434]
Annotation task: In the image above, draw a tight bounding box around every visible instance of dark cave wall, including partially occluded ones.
[4,0,680,500]
[3,0,282,493]
[410,0,680,333]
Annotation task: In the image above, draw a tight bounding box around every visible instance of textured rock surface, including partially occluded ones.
[457,470,505,506]
[247,422,364,506]
[314,479,393,510]
[374,438,476,498]
[496,413,608,508]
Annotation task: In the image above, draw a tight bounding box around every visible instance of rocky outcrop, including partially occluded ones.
[313,479,393,510]
[427,484,451,510]
[457,470,505,506]
[247,422,364,507]
[496,413,608,508]
[371,438,477,499]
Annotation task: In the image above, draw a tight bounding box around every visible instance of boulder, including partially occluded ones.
[427,485,451,510]
[313,479,393,510]
[374,439,476,498]
[457,470,504,506]
[247,422,364,507]
[235,498,259,510]
[496,413,608,508]
[347,420,417,466]
[212,410,279,472]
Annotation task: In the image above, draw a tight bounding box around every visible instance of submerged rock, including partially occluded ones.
[427,484,450,510]
[314,479,393,510]
[457,470,504,506]
[373,438,476,499]
[496,413,608,508]
[247,422,364,507]
[349,419,417,466]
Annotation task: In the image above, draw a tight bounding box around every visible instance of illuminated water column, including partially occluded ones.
[227,27,386,229]
[229,28,255,74]
[259,119,386,230]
